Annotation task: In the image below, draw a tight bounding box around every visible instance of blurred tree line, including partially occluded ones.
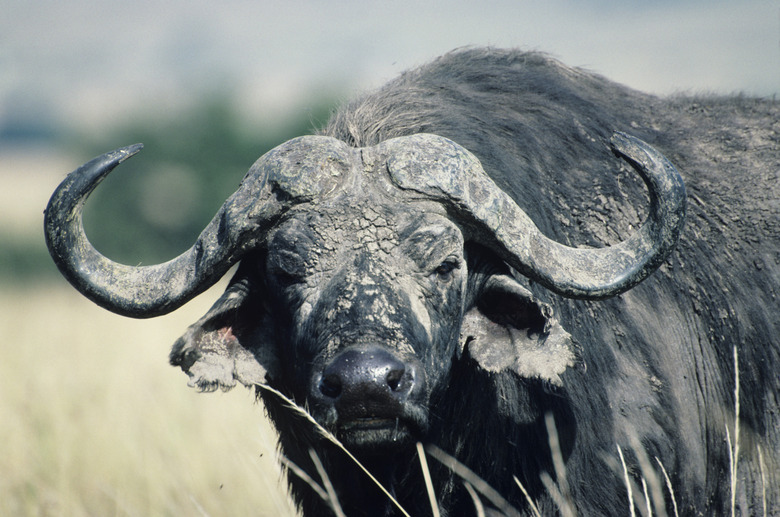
[0,92,339,283]
[79,94,338,265]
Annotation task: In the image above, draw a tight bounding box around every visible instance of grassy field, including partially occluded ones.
[0,283,298,517]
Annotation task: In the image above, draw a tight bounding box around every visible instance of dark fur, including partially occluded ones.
[188,48,780,515]
[320,48,779,515]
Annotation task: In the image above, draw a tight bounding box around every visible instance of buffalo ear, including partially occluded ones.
[170,270,278,392]
[460,274,576,386]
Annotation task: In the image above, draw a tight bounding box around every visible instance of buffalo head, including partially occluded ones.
[44,132,685,452]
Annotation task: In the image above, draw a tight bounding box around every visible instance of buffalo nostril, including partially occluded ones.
[319,373,342,399]
[386,367,404,391]
[315,347,420,409]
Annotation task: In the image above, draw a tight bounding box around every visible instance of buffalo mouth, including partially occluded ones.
[307,376,429,451]
[340,417,399,431]
[336,414,424,450]
[329,398,429,450]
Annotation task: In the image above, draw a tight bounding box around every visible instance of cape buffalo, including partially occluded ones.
[45,48,778,516]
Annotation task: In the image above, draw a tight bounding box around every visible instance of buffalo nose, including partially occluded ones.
[318,348,415,406]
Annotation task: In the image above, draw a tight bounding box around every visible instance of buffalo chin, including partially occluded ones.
[336,419,419,452]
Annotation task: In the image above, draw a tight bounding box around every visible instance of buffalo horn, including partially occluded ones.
[385,132,686,299]
[44,136,355,317]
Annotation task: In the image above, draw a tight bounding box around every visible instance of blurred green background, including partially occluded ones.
[1,92,338,283]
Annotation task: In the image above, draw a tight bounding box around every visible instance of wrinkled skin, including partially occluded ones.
[266,202,466,448]
[44,47,778,516]
[264,198,564,431]
[169,176,573,515]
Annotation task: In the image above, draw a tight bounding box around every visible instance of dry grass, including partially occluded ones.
[0,283,298,517]
[2,283,764,517]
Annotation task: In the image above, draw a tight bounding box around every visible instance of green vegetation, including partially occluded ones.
[0,93,339,282]
[79,95,338,265]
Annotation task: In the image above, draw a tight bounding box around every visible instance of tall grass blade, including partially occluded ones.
[729,345,740,517]
[416,442,440,517]
[545,413,571,505]
[757,444,766,517]
[512,476,542,517]
[258,383,410,517]
[542,412,576,517]
[463,482,486,517]
[309,449,346,517]
[617,444,636,517]
[425,444,521,517]
[641,478,652,517]
[279,455,328,503]
[654,457,679,517]
[188,494,212,517]
[628,432,666,517]
[540,471,576,517]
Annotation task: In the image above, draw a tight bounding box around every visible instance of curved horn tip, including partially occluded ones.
[501,131,685,300]
[98,143,144,172]
[65,143,146,189]
[91,143,145,168]
[608,132,672,171]
[609,131,642,157]
[117,143,144,161]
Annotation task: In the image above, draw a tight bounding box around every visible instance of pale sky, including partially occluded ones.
[2,0,779,132]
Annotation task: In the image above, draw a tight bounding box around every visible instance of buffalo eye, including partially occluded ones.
[268,250,309,285]
[433,259,460,282]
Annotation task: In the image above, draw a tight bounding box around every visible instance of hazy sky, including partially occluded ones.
[2,0,779,131]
